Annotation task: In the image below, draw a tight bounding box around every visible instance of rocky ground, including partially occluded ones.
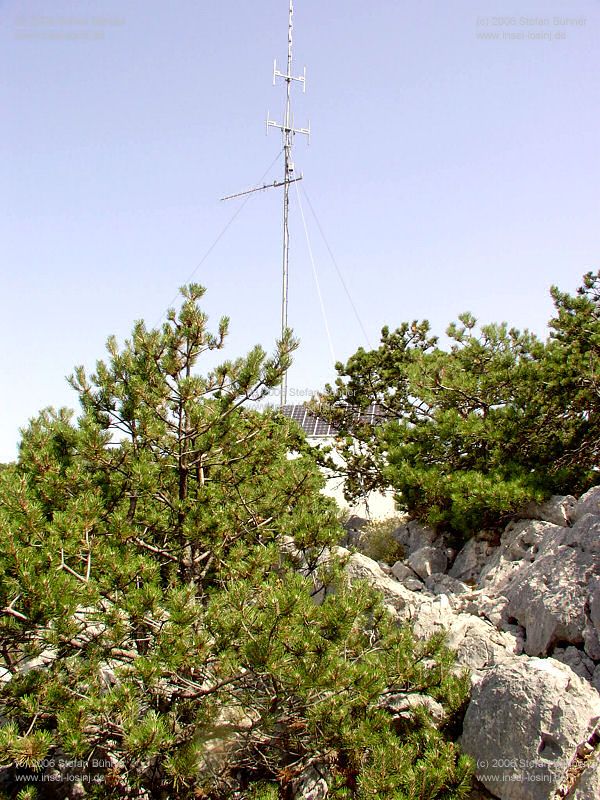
[333,487,600,800]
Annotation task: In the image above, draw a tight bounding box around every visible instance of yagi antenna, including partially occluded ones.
[221,176,304,203]
[221,0,310,407]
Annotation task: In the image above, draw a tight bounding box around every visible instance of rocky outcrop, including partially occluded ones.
[461,658,600,800]
[342,550,416,612]
[378,691,446,727]
[503,542,594,657]
[390,559,424,591]
[341,552,520,673]
[448,535,497,584]
[407,545,448,579]
[552,645,596,683]
[473,514,600,660]
[571,486,600,523]
[424,573,469,596]
[334,489,600,800]
[412,602,520,673]
[392,519,443,556]
[478,520,553,595]
[519,495,577,527]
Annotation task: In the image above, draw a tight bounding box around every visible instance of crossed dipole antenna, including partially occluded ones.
[222,0,310,407]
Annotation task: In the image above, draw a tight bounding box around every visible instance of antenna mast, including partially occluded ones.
[222,1,309,407]
[267,0,310,406]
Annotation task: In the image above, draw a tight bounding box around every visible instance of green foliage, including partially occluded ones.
[355,517,406,564]
[314,274,600,540]
[0,286,472,798]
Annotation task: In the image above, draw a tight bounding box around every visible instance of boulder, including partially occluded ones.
[343,550,417,613]
[442,615,519,673]
[583,570,600,656]
[456,593,525,649]
[424,573,470,596]
[461,657,600,800]
[449,535,498,584]
[339,515,369,550]
[408,546,448,580]
[292,764,330,800]
[390,560,424,591]
[393,520,441,556]
[478,520,557,595]
[409,595,519,673]
[390,560,418,581]
[572,486,600,524]
[583,622,600,662]
[338,549,519,673]
[401,577,425,592]
[477,517,600,659]
[566,514,600,555]
[552,646,596,682]
[519,494,577,527]
[379,692,446,727]
[344,514,368,533]
[503,544,594,656]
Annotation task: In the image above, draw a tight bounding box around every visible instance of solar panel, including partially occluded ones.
[356,403,388,425]
[291,406,305,423]
[279,403,385,438]
[314,419,331,436]
[305,415,316,436]
[280,404,324,436]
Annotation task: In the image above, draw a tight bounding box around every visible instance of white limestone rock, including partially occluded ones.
[424,573,470,596]
[379,692,446,727]
[408,596,519,673]
[393,520,441,556]
[461,658,600,800]
[478,520,557,595]
[519,494,577,527]
[449,535,498,584]
[443,615,520,673]
[476,517,600,659]
[390,560,418,581]
[552,646,596,682]
[340,550,519,672]
[503,543,594,656]
[572,485,600,524]
[343,550,418,614]
[390,560,425,591]
[407,546,448,580]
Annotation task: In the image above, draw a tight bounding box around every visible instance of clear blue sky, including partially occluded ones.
[1,0,599,461]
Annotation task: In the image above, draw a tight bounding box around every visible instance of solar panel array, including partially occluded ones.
[280,403,384,438]
[280,405,334,437]
[356,403,386,426]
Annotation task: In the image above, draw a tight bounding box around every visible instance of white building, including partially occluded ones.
[280,404,396,521]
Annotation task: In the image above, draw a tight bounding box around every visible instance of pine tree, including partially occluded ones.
[0,286,472,798]
[313,274,600,541]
